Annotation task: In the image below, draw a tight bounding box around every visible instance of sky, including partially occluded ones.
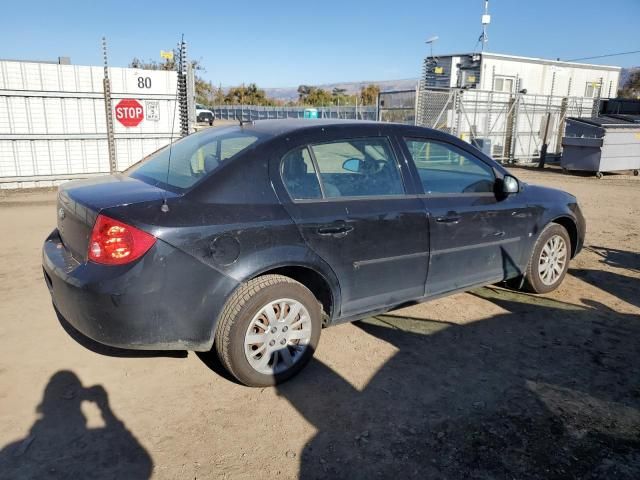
[1,0,639,88]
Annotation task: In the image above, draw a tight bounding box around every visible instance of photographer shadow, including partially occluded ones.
[0,370,152,479]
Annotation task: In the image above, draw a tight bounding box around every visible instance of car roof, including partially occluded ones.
[239,118,392,137]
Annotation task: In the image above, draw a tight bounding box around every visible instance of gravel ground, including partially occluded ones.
[0,167,638,479]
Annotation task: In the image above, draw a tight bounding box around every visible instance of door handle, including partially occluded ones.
[316,224,354,238]
[435,215,461,224]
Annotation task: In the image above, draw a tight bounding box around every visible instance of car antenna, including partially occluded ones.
[161,34,185,213]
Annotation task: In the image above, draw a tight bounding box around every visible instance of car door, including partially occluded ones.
[401,137,530,296]
[276,136,430,317]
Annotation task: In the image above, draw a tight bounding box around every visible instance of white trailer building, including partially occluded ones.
[416,52,621,163]
[423,52,620,99]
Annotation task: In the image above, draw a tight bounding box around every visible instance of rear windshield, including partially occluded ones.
[126,128,262,192]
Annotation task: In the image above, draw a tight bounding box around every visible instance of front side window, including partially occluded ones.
[127,128,260,192]
[309,138,404,198]
[404,138,495,194]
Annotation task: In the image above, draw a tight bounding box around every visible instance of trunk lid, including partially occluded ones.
[57,174,176,261]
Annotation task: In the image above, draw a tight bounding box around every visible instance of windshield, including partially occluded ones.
[126,128,261,192]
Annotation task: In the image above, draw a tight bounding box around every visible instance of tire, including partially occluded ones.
[596,171,603,179]
[214,274,322,387]
[633,169,639,177]
[523,223,572,294]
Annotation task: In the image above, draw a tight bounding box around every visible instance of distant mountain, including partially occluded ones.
[263,78,419,101]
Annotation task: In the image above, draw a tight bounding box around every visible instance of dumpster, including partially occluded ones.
[561,115,640,178]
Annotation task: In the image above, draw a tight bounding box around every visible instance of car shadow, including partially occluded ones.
[195,350,242,384]
[276,287,640,479]
[0,370,153,479]
[570,268,640,309]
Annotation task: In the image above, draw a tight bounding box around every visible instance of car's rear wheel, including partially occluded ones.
[524,223,571,294]
[214,274,321,387]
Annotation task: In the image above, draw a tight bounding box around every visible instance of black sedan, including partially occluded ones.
[43,120,585,386]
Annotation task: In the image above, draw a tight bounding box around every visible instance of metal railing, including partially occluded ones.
[213,88,600,165]
[210,105,378,122]
[377,89,417,125]
[412,88,599,163]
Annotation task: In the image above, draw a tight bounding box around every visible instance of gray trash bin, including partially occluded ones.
[561,115,640,178]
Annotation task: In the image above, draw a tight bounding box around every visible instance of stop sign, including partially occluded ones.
[115,99,144,127]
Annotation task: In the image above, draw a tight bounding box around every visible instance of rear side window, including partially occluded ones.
[127,129,260,192]
[309,138,404,198]
[404,138,495,194]
[281,147,322,200]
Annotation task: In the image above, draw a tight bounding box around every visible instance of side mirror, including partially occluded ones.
[342,158,362,173]
[502,174,520,194]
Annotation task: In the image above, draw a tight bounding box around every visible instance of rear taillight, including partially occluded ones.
[88,214,156,265]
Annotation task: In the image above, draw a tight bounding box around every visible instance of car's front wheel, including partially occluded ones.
[214,274,321,387]
[524,223,572,294]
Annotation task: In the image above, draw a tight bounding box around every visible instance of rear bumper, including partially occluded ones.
[42,229,239,351]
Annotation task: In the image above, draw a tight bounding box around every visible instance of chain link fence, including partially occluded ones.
[211,105,377,122]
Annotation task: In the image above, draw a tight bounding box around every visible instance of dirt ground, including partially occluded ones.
[0,167,639,479]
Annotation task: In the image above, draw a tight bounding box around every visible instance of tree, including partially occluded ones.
[195,81,215,106]
[332,88,347,96]
[331,87,352,106]
[224,83,275,106]
[297,85,334,106]
[359,84,380,105]
[297,85,313,103]
[619,70,640,99]
[213,84,226,105]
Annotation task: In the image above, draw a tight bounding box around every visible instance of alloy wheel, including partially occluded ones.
[244,298,312,375]
[538,234,568,286]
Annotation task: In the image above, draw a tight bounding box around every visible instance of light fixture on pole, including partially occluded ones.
[425,35,439,58]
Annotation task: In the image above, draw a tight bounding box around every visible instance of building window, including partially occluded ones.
[584,82,602,98]
[493,76,515,93]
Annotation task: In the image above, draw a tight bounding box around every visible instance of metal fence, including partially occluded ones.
[211,105,378,122]
[377,89,417,124]
[415,88,599,163]
[0,59,192,189]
